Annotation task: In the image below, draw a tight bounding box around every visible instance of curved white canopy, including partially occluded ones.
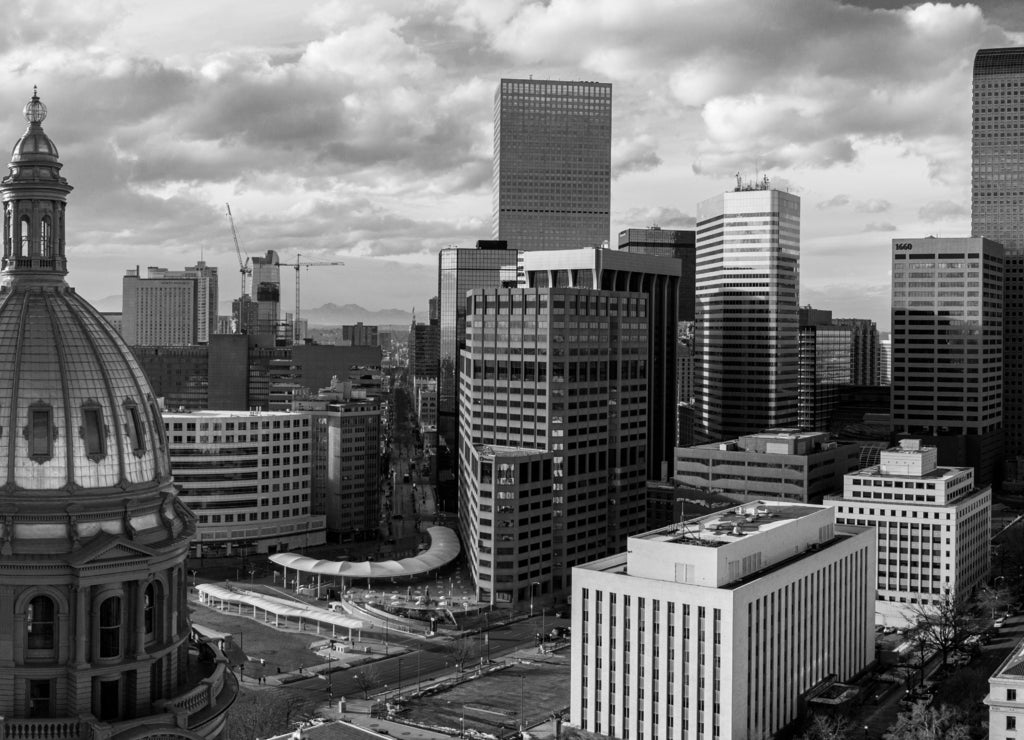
[197,583,364,630]
[269,526,460,579]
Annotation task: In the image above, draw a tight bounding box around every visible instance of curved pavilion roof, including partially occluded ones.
[269,526,459,579]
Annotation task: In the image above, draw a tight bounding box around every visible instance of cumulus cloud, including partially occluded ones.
[855,199,892,213]
[864,222,898,232]
[817,194,850,209]
[918,199,970,221]
[613,135,662,177]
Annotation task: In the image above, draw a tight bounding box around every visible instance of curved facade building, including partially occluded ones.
[0,92,233,738]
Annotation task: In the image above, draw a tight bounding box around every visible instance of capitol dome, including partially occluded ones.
[0,91,232,739]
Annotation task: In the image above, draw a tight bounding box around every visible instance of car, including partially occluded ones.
[995,617,1008,629]
[883,626,897,635]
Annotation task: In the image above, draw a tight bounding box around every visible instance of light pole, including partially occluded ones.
[385,614,390,655]
[530,581,541,618]
[397,656,402,699]
[190,569,197,588]
[519,673,525,732]
[327,642,333,701]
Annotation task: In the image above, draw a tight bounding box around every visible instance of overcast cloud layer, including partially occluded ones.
[5,0,1022,329]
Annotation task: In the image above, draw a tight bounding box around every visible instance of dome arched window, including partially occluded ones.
[123,401,146,456]
[19,215,28,255]
[25,401,55,463]
[26,595,55,650]
[39,215,51,258]
[80,402,106,461]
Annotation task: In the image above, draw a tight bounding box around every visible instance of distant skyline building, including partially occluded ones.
[409,321,440,380]
[832,317,880,386]
[571,501,875,740]
[696,184,800,440]
[437,241,519,446]
[826,439,991,627]
[493,78,611,252]
[249,249,281,335]
[799,307,852,432]
[341,322,379,346]
[617,226,697,321]
[973,48,1024,465]
[459,286,649,603]
[518,247,681,480]
[890,236,1003,488]
[121,261,218,346]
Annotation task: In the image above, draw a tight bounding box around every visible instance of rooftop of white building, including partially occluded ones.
[991,635,1024,681]
[161,408,307,418]
[634,500,823,548]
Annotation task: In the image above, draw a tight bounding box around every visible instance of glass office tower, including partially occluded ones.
[695,184,800,440]
[493,78,611,252]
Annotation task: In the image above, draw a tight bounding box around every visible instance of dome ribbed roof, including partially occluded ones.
[0,284,171,496]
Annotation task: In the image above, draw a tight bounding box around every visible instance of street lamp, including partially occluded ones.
[397,656,402,699]
[530,581,541,618]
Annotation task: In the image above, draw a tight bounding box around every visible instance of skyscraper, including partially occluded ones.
[832,317,880,386]
[890,236,1003,487]
[518,247,681,480]
[250,249,281,336]
[973,48,1024,464]
[799,307,852,432]
[617,227,697,321]
[437,241,518,445]
[459,286,649,603]
[493,78,611,251]
[695,183,800,440]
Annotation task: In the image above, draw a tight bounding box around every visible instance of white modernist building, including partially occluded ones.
[163,409,327,556]
[571,500,875,740]
[825,439,990,627]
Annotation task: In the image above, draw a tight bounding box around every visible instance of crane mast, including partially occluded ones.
[278,253,344,344]
[225,203,251,299]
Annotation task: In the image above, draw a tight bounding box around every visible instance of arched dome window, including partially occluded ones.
[80,402,106,461]
[144,581,159,641]
[123,401,146,456]
[98,596,121,658]
[26,595,54,650]
[39,215,51,258]
[19,215,29,255]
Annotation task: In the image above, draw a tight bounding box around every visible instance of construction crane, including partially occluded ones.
[225,203,252,299]
[278,253,344,344]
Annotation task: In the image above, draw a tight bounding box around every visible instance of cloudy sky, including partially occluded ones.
[8,0,1024,329]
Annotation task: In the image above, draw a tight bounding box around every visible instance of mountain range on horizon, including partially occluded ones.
[89,295,419,328]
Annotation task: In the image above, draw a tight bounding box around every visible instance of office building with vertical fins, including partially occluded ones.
[493,78,611,252]
[571,501,874,740]
[973,48,1024,467]
[695,182,800,441]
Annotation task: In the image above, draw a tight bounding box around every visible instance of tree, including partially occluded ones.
[883,703,969,740]
[223,690,314,740]
[905,590,982,667]
[446,638,473,674]
[795,714,854,740]
[351,665,382,699]
[975,583,1013,619]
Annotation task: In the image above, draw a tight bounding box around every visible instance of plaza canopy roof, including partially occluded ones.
[268,526,460,580]
[196,583,364,631]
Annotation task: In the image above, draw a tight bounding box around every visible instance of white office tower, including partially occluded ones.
[571,501,874,740]
[825,439,991,627]
[695,184,800,440]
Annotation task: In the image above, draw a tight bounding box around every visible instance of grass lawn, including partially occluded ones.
[398,659,570,737]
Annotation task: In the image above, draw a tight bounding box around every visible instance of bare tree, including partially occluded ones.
[884,703,969,740]
[795,714,854,740]
[446,638,472,674]
[905,590,981,667]
[976,583,1013,619]
[223,689,314,740]
[351,665,382,699]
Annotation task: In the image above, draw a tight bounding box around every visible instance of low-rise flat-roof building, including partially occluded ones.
[571,500,875,740]
[674,429,860,504]
[824,439,991,627]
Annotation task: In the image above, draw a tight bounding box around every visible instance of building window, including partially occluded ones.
[26,595,55,650]
[1009,716,1017,730]
[144,583,156,639]
[26,403,54,462]
[99,597,122,658]
[28,679,52,718]
[81,404,106,460]
[1010,689,1018,702]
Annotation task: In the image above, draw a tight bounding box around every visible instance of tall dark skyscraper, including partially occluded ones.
[493,78,611,251]
[973,48,1022,464]
[437,241,518,446]
[617,227,697,322]
[889,236,1004,488]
